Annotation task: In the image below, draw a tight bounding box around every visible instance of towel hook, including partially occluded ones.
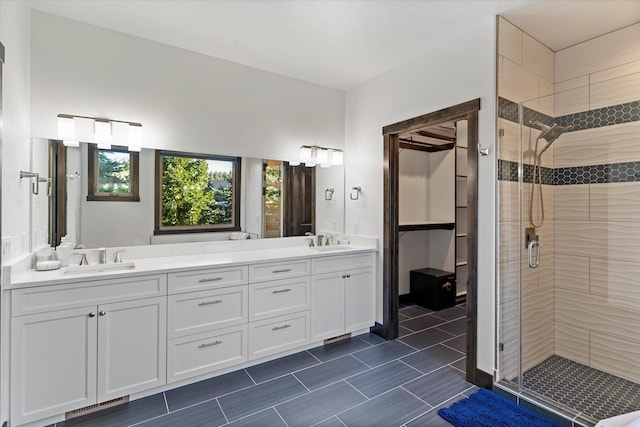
[325,188,334,201]
[20,171,47,195]
[350,186,362,200]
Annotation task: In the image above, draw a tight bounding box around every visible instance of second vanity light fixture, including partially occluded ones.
[298,145,343,168]
[57,114,143,152]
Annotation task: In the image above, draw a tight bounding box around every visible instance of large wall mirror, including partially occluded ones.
[30,138,345,249]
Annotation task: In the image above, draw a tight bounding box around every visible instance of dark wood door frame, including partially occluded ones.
[381,98,482,385]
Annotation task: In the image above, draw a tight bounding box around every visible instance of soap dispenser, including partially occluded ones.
[56,235,73,267]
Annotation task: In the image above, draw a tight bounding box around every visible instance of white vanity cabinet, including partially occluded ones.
[10,275,167,426]
[311,253,375,341]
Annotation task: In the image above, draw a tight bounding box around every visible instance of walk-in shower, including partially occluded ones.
[496,16,640,426]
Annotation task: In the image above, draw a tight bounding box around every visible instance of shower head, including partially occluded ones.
[531,121,573,156]
[531,121,573,144]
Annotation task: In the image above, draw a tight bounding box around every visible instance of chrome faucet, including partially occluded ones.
[113,250,124,263]
[98,247,107,264]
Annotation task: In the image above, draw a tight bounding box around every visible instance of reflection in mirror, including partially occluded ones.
[31,138,345,249]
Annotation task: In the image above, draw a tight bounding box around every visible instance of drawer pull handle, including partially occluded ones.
[199,277,223,283]
[198,300,223,306]
[272,324,291,331]
[272,268,292,273]
[272,288,292,294]
[198,340,222,349]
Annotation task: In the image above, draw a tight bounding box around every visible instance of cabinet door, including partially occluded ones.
[345,268,375,333]
[311,273,345,341]
[11,307,98,425]
[97,296,167,401]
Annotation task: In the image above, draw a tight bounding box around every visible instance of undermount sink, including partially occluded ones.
[63,261,136,275]
[310,245,351,252]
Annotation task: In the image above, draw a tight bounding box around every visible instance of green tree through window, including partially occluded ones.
[157,152,240,232]
[98,151,131,194]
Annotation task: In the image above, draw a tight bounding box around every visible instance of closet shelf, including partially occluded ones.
[456,261,468,267]
[456,174,467,178]
[399,221,455,231]
[456,205,467,209]
[456,233,467,238]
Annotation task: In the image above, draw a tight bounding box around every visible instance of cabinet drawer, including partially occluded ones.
[249,277,310,321]
[168,286,248,339]
[167,325,247,384]
[12,275,167,316]
[168,266,248,294]
[248,311,310,360]
[311,253,374,275]
[249,259,310,283]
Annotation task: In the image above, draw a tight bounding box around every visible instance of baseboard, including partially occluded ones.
[475,369,493,389]
[398,293,413,305]
[369,322,384,338]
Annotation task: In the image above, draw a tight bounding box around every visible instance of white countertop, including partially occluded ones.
[8,243,377,289]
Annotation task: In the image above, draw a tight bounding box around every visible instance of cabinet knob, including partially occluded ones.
[346,274,351,278]
[99,310,107,316]
[88,312,96,318]
[442,282,453,292]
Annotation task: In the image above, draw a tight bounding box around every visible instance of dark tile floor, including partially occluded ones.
[55,303,475,427]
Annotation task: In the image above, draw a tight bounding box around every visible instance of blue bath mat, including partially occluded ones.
[438,389,561,427]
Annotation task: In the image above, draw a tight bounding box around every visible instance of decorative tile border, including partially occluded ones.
[498,159,554,185]
[556,100,640,132]
[498,159,640,185]
[498,97,640,132]
[555,161,640,185]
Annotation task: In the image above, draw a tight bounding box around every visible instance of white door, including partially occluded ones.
[11,306,98,425]
[97,296,166,401]
[345,268,375,332]
[311,273,345,341]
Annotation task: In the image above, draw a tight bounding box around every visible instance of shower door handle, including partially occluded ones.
[528,240,540,268]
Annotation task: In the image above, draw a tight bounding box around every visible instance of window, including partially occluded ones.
[155,151,241,233]
[87,144,140,201]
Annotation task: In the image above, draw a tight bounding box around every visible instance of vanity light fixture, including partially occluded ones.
[57,115,79,147]
[94,120,112,149]
[299,145,343,167]
[57,113,144,151]
[128,124,142,152]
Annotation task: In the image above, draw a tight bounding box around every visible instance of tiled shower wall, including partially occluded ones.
[497,17,555,381]
[552,23,640,385]
[497,17,640,385]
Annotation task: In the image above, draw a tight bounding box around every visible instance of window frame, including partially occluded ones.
[87,143,140,202]
[154,150,241,235]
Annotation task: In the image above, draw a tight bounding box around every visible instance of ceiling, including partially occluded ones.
[27,0,640,90]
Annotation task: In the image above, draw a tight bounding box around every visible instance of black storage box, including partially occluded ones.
[410,268,456,311]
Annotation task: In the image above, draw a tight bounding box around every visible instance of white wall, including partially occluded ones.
[30,10,344,164]
[1,0,32,422]
[345,17,496,373]
[1,1,31,263]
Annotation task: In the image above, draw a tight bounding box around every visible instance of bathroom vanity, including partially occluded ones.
[5,237,377,426]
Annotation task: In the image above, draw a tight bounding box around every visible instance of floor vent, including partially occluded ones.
[324,333,351,345]
[65,396,129,419]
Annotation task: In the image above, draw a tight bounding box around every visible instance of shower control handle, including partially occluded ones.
[528,240,540,268]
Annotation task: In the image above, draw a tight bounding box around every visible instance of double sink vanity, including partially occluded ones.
[5,236,377,426]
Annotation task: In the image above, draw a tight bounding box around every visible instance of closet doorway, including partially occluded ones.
[381,99,481,385]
